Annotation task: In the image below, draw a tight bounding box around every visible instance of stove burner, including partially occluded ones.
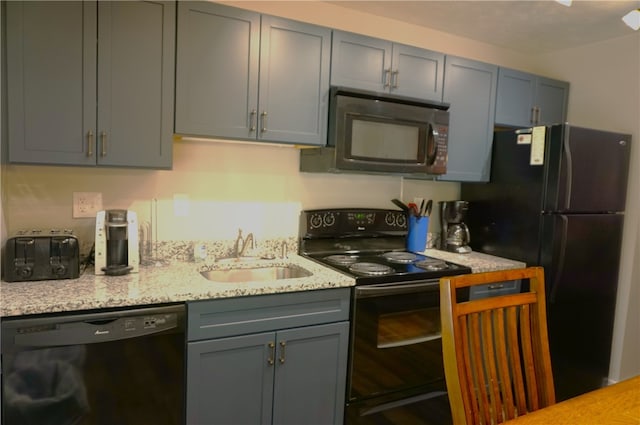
[324,255,359,266]
[381,251,419,264]
[348,262,394,276]
[415,259,449,271]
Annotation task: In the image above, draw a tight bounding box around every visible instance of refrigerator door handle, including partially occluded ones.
[563,132,573,210]
[549,215,568,303]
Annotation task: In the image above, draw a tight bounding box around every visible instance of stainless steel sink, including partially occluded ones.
[200,265,313,283]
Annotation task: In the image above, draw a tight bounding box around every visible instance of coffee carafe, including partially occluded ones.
[439,201,472,254]
[95,209,139,275]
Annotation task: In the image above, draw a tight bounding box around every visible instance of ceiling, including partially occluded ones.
[327,1,640,54]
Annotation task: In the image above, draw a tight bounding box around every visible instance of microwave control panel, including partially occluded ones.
[426,124,448,175]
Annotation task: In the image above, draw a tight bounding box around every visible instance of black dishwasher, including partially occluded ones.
[1,304,185,425]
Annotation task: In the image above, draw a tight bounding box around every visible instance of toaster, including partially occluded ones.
[4,230,80,282]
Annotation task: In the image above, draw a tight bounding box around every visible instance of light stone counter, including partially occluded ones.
[1,246,525,318]
[0,255,355,317]
[424,248,526,272]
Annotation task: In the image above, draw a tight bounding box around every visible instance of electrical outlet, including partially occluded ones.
[73,192,103,218]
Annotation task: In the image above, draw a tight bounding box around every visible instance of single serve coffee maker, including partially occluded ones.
[439,200,472,254]
[95,209,139,275]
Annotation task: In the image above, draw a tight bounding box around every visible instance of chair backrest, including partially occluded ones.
[440,267,555,425]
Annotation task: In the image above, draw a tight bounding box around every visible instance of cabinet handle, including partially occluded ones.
[267,342,275,366]
[100,131,107,157]
[260,111,268,133]
[87,131,94,157]
[383,68,392,88]
[392,70,399,88]
[278,340,286,364]
[249,109,257,132]
[535,107,541,124]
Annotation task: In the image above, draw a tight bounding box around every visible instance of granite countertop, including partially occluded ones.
[424,249,526,273]
[1,249,525,318]
[0,255,354,318]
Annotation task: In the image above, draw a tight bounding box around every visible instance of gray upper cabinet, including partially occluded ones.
[6,1,175,168]
[175,3,259,141]
[96,1,175,168]
[331,30,444,102]
[495,67,569,128]
[439,56,498,182]
[175,2,331,146]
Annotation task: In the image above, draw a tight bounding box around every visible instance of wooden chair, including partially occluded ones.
[439,267,555,425]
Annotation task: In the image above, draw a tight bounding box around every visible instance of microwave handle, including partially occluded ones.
[426,124,438,166]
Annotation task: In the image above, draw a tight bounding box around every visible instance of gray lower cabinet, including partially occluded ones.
[495,67,569,128]
[331,30,444,102]
[439,56,498,182]
[186,288,350,425]
[175,2,330,146]
[6,1,175,168]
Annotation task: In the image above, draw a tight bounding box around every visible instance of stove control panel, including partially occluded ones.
[301,208,407,237]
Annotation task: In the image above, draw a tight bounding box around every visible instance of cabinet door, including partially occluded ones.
[258,16,331,145]
[330,31,392,92]
[175,2,260,140]
[495,67,536,127]
[6,1,97,165]
[272,322,349,425]
[535,77,569,125]
[97,1,175,168]
[186,332,276,425]
[392,44,444,102]
[440,56,498,182]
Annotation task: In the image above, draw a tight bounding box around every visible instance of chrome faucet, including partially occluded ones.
[240,232,255,257]
[280,241,288,259]
[234,229,255,258]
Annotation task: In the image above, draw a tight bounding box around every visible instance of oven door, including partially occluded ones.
[347,280,451,424]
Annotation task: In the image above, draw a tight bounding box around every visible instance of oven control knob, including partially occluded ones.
[323,213,336,228]
[384,213,396,226]
[396,214,407,228]
[309,213,323,229]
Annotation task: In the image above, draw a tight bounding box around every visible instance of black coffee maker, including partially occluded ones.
[439,201,472,253]
[95,209,139,275]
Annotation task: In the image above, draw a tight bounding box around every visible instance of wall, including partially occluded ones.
[2,1,638,381]
[3,142,458,253]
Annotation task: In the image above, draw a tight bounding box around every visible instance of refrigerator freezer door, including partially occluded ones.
[540,213,624,401]
[544,125,631,213]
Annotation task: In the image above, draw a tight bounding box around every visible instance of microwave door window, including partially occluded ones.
[350,119,421,162]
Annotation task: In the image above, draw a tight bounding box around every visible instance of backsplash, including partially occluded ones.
[2,140,460,257]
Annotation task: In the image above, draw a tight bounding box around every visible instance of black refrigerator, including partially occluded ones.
[461,124,632,401]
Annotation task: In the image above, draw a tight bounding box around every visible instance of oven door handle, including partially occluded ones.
[355,280,439,298]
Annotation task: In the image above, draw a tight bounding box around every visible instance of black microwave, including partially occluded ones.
[300,87,449,176]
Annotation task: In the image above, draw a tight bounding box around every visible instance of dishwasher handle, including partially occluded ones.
[10,305,184,348]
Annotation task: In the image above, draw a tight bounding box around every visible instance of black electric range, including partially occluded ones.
[299,208,471,285]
